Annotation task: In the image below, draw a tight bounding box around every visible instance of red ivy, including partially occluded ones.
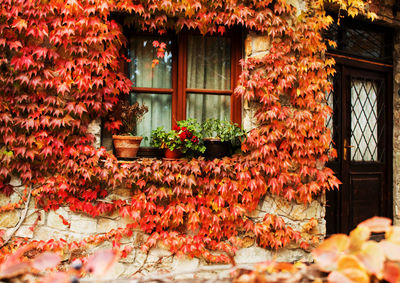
[0,0,344,262]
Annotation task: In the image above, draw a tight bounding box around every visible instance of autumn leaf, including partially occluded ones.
[358,216,392,233]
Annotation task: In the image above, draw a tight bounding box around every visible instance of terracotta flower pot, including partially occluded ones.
[203,138,232,160]
[164,148,183,159]
[112,135,143,158]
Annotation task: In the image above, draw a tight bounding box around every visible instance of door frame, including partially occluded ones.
[326,54,393,235]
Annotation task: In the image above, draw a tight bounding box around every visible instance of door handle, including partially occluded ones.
[343,138,354,161]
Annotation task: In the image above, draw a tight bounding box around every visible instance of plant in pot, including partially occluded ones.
[111,100,148,158]
[150,119,206,159]
[201,118,246,160]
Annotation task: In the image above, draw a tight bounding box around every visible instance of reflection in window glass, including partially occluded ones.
[132,93,172,146]
[187,36,231,90]
[129,36,172,88]
[186,93,230,123]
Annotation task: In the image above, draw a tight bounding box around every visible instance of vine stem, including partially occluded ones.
[1,185,32,248]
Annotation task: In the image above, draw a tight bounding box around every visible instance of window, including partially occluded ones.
[127,30,242,146]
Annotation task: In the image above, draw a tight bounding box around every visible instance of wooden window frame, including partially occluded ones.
[126,28,243,129]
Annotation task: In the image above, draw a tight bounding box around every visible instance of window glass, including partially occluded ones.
[132,93,172,146]
[187,35,231,90]
[350,79,382,162]
[129,36,173,88]
[186,93,230,122]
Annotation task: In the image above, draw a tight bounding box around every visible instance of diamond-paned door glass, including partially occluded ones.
[343,28,385,60]
[325,78,334,134]
[350,78,384,162]
[325,75,339,160]
[324,19,392,63]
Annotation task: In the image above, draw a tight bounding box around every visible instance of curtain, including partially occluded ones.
[129,36,172,145]
[186,35,231,122]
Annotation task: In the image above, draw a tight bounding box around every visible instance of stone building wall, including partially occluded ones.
[393,30,400,224]
[370,0,400,225]
[0,181,324,279]
[0,19,326,279]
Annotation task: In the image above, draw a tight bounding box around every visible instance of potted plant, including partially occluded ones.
[112,100,148,158]
[150,119,206,159]
[201,118,246,160]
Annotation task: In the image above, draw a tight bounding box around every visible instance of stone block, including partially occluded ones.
[0,210,20,228]
[113,187,132,198]
[172,256,199,278]
[34,226,68,242]
[119,245,136,264]
[97,217,120,234]
[260,197,277,213]
[273,248,313,262]
[252,36,270,53]
[47,208,69,230]
[241,234,256,248]
[287,203,322,221]
[66,232,88,242]
[148,247,172,263]
[245,36,252,57]
[102,262,126,280]
[70,215,97,234]
[234,247,272,264]
[0,194,11,207]
[286,0,307,15]
[250,51,269,59]
[395,73,400,84]
[88,118,101,149]
[24,209,45,226]
[15,225,34,238]
[9,176,22,187]
[10,192,22,204]
[134,250,148,267]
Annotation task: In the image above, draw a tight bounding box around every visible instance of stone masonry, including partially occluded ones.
[393,30,400,224]
[0,183,324,279]
[0,12,329,279]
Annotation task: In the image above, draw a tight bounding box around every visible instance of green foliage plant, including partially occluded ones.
[150,119,206,155]
[202,118,246,147]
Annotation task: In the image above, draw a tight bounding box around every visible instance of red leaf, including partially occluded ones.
[384,261,400,283]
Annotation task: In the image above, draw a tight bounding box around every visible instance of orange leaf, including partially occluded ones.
[349,226,370,252]
[327,271,354,283]
[357,241,385,278]
[312,234,349,271]
[380,240,400,261]
[358,216,392,233]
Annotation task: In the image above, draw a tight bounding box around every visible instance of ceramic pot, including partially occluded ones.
[112,135,143,158]
[203,138,231,160]
[164,148,183,159]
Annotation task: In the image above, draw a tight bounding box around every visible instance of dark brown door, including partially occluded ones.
[326,58,393,235]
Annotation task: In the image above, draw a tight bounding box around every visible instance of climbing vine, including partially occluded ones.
[0,0,374,263]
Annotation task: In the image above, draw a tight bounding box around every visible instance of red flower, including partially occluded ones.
[191,136,199,143]
[179,131,187,141]
[173,125,180,131]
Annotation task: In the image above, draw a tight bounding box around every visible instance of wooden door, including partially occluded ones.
[325,58,393,235]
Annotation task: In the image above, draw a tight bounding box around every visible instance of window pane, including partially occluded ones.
[129,36,172,88]
[350,79,381,162]
[132,93,172,146]
[186,93,230,123]
[187,36,231,90]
